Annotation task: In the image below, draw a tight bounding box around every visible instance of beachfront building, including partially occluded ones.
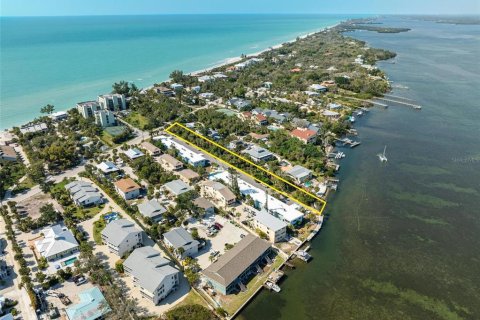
[123,246,180,305]
[193,197,215,216]
[77,101,101,118]
[101,219,144,257]
[94,109,116,127]
[124,148,145,160]
[199,180,236,208]
[155,136,209,167]
[290,128,317,144]
[140,141,161,156]
[252,210,288,243]
[163,227,199,259]
[19,123,48,134]
[158,154,184,171]
[64,180,103,207]
[210,170,304,225]
[202,234,271,295]
[35,225,79,263]
[0,145,17,162]
[286,165,313,184]
[49,111,68,122]
[243,145,273,162]
[96,161,119,174]
[162,179,192,197]
[98,94,127,112]
[138,199,167,223]
[65,287,111,320]
[114,178,141,200]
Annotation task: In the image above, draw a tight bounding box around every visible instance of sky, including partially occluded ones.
[1,0,479,16]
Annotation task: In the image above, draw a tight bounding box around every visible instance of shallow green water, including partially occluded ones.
[239,17,480,320]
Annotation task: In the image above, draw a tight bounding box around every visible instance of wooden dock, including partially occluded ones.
[377,97,422,109]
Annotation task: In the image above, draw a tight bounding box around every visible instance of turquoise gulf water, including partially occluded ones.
[0,14,355,129]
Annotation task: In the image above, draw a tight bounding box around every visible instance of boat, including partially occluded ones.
[265,281,281,293]
[296,250,312,262]
[349,116,356,123]
[377,145,388,162]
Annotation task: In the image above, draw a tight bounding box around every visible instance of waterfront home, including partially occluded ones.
[96,161,119,174]
[138,199,167,223]
[163,227,199,259]
[198,75,215,82]
[243,145,273,162]
[202,234,271,295]
[94,109,116,127]
[123,246,180,305]
[286,165,313,184]
[322,109,341,120]
[290,128,317,144]
[35,225,79,262]
[193,197,215,216]
[170,83,184,91]
[98,94,127,111]
[328,103,342,110]
[19,122,48,134]
[152,86,175,97]
[49,111,68,122]
[141,141,161,156]
[124,148,145,160]
[77,101,101,118]
[0,145,17,162]
[309,84,328,92]
[65,287,111,320]
[228,97,252,110]
[158,154,184,171]
[156,136,209,167]
[114,178,141,200]
[101,219,144,257]
[253,209,288,243]
[200,180,236,208]
[65,180,103,207]
[162,179,192,197]
[177,168,201,184]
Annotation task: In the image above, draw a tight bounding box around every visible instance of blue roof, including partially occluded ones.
[66,287,111,320]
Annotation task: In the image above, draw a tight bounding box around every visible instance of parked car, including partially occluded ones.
[215,222,223,228]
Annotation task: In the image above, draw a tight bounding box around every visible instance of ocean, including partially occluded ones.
[239,16,480,320]
[0,14,354,129]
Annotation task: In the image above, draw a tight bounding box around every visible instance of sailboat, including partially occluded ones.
[377,145,388,162]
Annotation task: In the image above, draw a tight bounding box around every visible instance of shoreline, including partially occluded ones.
[1,22,341,131]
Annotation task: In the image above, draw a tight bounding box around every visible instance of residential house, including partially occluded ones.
[96,161,119,174]
[137,199,167,223]
[124,148,145,160]
[228,98,252,110]
[158,154,183,171]
[0,145,17,162]
[101,219,144,257]
[123,246,180,304]
[19,123,48,134]
[198,75,215,83]
[200,181,236,208]
[253,210,288,243]
[309,84,328,92]
[152,86,175,97]
[254,114,268,125]
[156,136,209,167]
[65,180,103,207]
[141,141,161,156]
[177,169,200,184]
[170,83,184,91]
[163,227,199,259]
[322,110,341,120]
[35,225,79,262]
[94,110,116,127]
[286,165,313,184]
[193,197,215,216]
[114,178,141,200]
[199,92,215,100]
[243,145,273,162]
[202,234,271,295]
[65,287,111,320]
[290,128,318,144]
[77,101,101,118]
[98,94,127,111]
[162,179,192,197]
[49,111,68,121]
[239,111,253,121]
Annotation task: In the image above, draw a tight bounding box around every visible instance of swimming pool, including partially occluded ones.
[63,257,77,266]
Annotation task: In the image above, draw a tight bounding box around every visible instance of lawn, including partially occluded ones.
[124,112,149,130]
[174,290,209,309]
[73,205,103,220]
[93,216,107,244]
[219,254,285,315]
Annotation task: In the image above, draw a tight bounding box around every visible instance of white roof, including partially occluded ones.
[155,136,206,164]
[124,148,145,159]
[35,225,79,259]
[96,161,119,173]
[254,209,287,232]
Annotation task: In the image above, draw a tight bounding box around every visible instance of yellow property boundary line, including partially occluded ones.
[165,122,327,216]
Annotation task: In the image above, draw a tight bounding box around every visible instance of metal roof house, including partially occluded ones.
[35,224,79,262]
[163,227,199,259]
[96,161,119,174]
[65,287,111,320]
[243,145,273,162]
[123,246,180,305]
[65,181,103,207]
[124,148,145,160]
[162,179,192,197]
[137,199,167,222]
[101,219,144,257]
[202,234,271,295]
[228,98,252,110]
[286,165,313,183]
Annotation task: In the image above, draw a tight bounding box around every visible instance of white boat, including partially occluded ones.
[296,250,312,262]
[377,145,388,162]
[265,281,281,293]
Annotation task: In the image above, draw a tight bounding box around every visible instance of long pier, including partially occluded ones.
[344,96,388,108]
[377,97,422,109]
